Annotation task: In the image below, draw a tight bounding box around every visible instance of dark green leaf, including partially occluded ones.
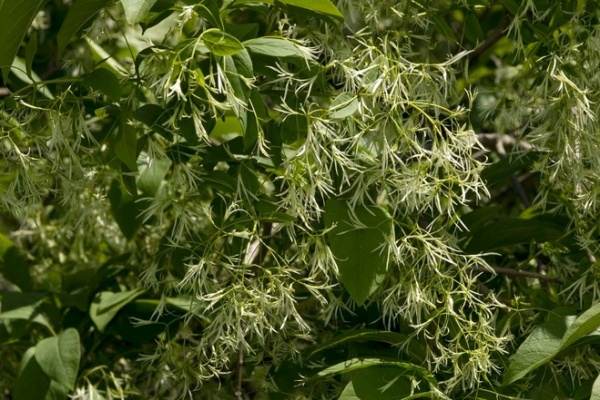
[481,152,541,187]
[108,179,143,238]
[325,200,392,305]
[203,170,237,193]
[120,0,159,24]
[0,233,31,291]
[310,329,408,357]
[115,106,139,172]
[133,104,173,139]
[464,11,485,43]
[84,68,122,103]
[202,28,245,56]
[57,0,106,54]
[24,31,38,78]
[309,358,436,387]
[35,328,81,390]
[13,348,52,400]
[351,367,418,399]
[0,0,44,82]
[465,217,565,253]
[430,13,457,42]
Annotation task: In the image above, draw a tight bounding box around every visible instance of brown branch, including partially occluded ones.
[468,27,508,62]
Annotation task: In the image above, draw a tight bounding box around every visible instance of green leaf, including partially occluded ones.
[325,199,392,305]
[503,312,575,385]
[224,49,253,104]
[10,57,54,99]
[83,68,122,102]
[465,217,565,253]
[0,0,44,82]
[120,0,159,24]
[13,348,52,400]
[591,374,600,400]
[464,11,485,43]
[57,0,106,54]
[115,106,139,172]
[0,300,53,332]
[310,329,408,357]
[89,288,146,332]
[560,302,600,351]
[430,13,457,42]
[244,37,310,59]
[108,178,143,238]
[330,92,359,120]
[0,233,31,291]
[274,0,343,21]
[24,31,38,78]
[309,358,436,387]
[480,152,541,187]
[35,328,81,390]
[202,28,245,56]
[339,382,360,400]
[133,104,173,140]
[138,158,172,197]
[350,367,419,400]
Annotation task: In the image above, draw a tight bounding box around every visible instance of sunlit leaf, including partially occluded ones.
[202,28,245,56]
[120,0,159,24]
[35,328,81,390]
[89,288,146,332]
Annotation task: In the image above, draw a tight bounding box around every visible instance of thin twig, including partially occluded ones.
[235,347,244,400]
[468,28,508,62]
[471,265,562,283]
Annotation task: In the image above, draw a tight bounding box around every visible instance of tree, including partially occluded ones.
[1,0,600,398]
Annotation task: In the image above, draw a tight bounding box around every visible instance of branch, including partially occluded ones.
[468,28,508,62]
[470,265,563,283]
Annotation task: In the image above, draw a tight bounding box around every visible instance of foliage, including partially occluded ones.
[2,0,600,399]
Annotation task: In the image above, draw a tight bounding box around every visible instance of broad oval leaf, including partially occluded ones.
[325,199,392,306]
[504,312,576,385]
[202,28,245,56]
[0,0,44,82]
[120,0,159,24]
[35,328,81,390]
